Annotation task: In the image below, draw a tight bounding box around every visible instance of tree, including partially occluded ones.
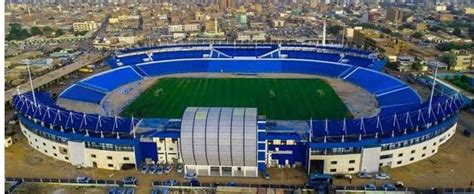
[436,42,473,52]
[380,27,392,35]
[327,25,343,35]
[429,26,442,32]
[453,27,462,37]
[411,62,422,71]
[6,23,31,41]
[55,29,65,37]
[412,31,423,39]
[42,26,54,37]
[74,31,88,36]
[30,26,43,36]
[469,26,474,40]
[439,53,455,69]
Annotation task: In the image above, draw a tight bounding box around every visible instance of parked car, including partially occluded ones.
[357,172,372,178]
[395,181,405,188]
[344,175,352,180]
[157,165,164,175]
[122,176,137,185]
[108,187,117,194]
[263,171,271,180]
[164,165,173,174]
[177,164,184,173]
[190,179,200,186]
[464,128,472,137]
[76,176,92,183]
[140,164,149,174]
[184,172,197,180]
[165,179,177,186]
[364,183,376,190]
[375,173,390,180]
[226,182,237,187]
[381,183,397,190]
[149,164,158,174]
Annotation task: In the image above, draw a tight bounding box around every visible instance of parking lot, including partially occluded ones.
[5,132,308,193]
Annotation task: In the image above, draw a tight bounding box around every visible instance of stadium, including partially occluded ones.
[12,43,463,177]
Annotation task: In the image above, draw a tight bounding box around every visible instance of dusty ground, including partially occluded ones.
[5,132,307,194]
[384,111,474,188]
[11,183,108,194]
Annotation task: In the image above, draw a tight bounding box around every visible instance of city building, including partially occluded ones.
[236,31,266,41]
[450,50,472,71]
[386,7,404,23]
[72,21,98,32]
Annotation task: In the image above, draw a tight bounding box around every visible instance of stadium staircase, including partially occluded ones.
[77,82,109,93]
[339,67,359,79]
[130,65,149,77]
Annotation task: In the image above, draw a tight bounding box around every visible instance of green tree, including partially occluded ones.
[327,25,343,35]
[429,26,442,32]
[380,27,392,35]
[439,53,455,69]
[412,31,423,39]
[6,23,31,40]
[411,62,422,71]
[30,26,43,36]
[453,27,462,37]
[55,29,65,37]
[74,31,88,36]
[469,26,474,40]
[42,26,54,37]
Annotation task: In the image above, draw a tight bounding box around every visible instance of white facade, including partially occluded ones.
[21,123,70,162]
[309,124,456,174]
[20,123,136,171]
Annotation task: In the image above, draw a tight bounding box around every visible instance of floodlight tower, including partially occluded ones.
[26,63,37,107]
[322,21,327,46]
[428,61,439,117]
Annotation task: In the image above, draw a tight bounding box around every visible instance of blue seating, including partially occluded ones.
[345,68,404,94]
[311,95,461,137]
[281,60,350,77]
[151,50,208,61]
[283,51,341,62]
[138,59,351,77]
[214,47,276,57]
[343,56,373,67]
[138,60,209,76]
[14,92,138,133]
[208,60,282,73]
[81,67,142,92]
[59,84,106,104]
[117,54,149,66]
[377,87,421,107]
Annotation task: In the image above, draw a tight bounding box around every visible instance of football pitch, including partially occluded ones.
[121,78,351,120]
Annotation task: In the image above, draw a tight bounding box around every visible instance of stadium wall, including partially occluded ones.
[18,114,141,170]
[308,117,457,174]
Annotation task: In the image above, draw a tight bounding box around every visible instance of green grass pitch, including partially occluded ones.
[121,78,351,120]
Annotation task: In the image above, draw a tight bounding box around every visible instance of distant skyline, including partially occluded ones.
[4,0,474,6]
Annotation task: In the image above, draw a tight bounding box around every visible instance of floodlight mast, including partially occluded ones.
[26,63,37,107]
[428,61,439,117]
[322,21,327,46]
